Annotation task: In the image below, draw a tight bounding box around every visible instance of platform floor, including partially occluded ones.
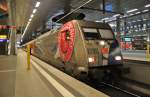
[15,50,56,97]
[0,49,108,97]
[122,50,150,62]
[0,55,16,97]
[0,51,55,97]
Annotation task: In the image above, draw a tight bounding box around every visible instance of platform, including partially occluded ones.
[122,50,150,84]
[0,55,16,97]
[122,50,150,62]
[0,49,109,97]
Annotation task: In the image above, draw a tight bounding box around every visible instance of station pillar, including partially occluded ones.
[124,17,129,50]
[114,0,122,43]
[7,0,16,55]
[27,45,31,70]
[116,16,121,43]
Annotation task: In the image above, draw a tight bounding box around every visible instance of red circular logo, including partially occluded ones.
[58,21,76,62]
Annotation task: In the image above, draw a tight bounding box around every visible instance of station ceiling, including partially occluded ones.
[0,0,8,24]
[9,0,150,39]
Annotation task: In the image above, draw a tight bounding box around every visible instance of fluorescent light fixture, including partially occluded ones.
[142,9,149,12]
[145,4,150,7]
[35,1,41,7]
[33,9,37,13]
[17,42,20,44]
[123,14,128,17]
[30,14,34,18]
[29,18,32,22]
[135,12,141,14]
[101,17,109,21]
[22,21,31,38]
[104,17,109,20]
[129,13,134,16]
[127,8,138,13]
[28,21,31,24]
[143,18,147,21]
[132,21,136,23]
[113,14,120,17]
[109,23,116,27]
[95,20,102,22]
[137,20,141,22]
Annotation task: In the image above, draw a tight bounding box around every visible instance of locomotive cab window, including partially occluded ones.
[99,29,114,39]
[83,28,100,40]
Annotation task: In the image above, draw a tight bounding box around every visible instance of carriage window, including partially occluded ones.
[83,28,100,40]
[99,29,114,39]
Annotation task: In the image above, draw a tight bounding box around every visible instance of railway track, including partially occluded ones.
[98,82,141,97]
[85,79,150,97]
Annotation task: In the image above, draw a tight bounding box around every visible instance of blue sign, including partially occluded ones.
[105,3,113,11]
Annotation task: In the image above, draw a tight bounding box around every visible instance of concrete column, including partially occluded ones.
[7,0,16,55]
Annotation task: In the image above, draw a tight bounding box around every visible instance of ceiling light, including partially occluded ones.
[113,14,120,17]
[29,18,32,22]
[120,16,123,18]
[101,17,109,21]
[135,12,141,14]
[132,21,136,23]
[127,8,138,13]
[143,18,147,21]
[123,14,128,17]
[33,9,37,13]
[142,9,149,12]
[129,13,134,16]
[30,14,34,18]
[109,24,116,27]
[95,20,102,22]
[145,4,150,7]
[35,1,41,7]
[28,21,31,24]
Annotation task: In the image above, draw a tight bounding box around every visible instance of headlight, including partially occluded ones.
[115,56,122,61]
[88,57,95,63]
[100,41,105,45]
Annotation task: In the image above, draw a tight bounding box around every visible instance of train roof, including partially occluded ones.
[74,20,112,30]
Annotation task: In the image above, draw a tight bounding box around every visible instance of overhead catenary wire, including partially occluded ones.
[56,0,93,23]
[22,0,93,41]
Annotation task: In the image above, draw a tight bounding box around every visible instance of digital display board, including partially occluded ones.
[0,39,7,42]
[0,35,7,39]
[124,37,132,42]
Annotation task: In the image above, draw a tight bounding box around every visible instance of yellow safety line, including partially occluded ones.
[146,44,150,62]
[27,45,31,70]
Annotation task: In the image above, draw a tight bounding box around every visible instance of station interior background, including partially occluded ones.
[0,0,150,54]
[0,0,150,97]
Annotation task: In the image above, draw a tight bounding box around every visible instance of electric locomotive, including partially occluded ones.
[29,20,123,78]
